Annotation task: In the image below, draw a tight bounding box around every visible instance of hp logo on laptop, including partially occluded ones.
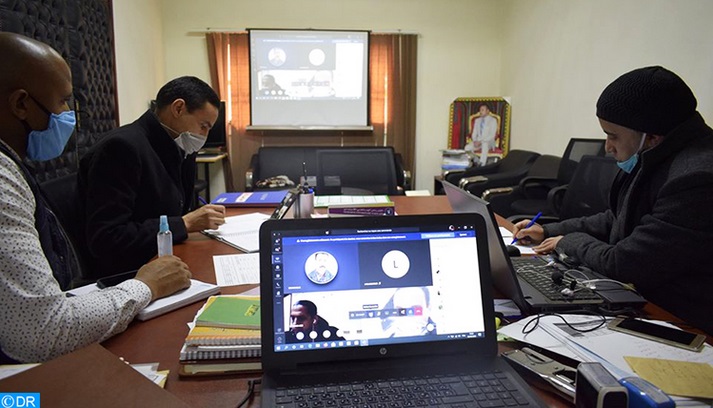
[380,348,387,355]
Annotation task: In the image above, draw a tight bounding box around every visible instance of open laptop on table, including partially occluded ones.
[259,213,545,407]
[442,179,646,314]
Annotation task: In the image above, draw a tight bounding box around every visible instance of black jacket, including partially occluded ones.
[78,110,196,277]
[544,112,713,334]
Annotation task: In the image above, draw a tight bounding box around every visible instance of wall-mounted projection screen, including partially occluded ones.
[248,29,371,130]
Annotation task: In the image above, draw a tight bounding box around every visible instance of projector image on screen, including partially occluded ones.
[249,29,370,129]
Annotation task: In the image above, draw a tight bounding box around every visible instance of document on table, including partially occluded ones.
[67,279,220,321]
[202,212,270,253]
[499,315,713,405]
[213,253,260,286]
[499,226,536,255]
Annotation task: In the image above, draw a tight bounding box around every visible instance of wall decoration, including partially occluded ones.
[448,97,511,166]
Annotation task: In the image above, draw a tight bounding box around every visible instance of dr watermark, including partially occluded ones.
[0,393,40,408]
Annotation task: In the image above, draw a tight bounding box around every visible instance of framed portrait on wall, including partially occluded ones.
[448,97,511,166]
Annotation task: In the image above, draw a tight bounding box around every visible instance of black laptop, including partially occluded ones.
[259,213,545,407]
[442,179,647,314]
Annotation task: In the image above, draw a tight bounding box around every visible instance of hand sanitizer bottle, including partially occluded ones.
[157,215,173,257]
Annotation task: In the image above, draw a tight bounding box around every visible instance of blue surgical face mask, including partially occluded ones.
[25,96,76,161]
[617,133,647,174]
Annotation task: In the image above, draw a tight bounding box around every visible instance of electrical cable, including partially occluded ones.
[521,311,608,334]
[236,378,262,408]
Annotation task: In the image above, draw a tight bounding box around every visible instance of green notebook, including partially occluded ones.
[196,295,261,329]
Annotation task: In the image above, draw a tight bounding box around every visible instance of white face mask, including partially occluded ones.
[174,131,206,154]
[161,123,206,155]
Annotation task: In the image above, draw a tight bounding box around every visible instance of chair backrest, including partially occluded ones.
[525,154,561,179]
[39,173,92,282]
[496,150,542,173]
[557,155,618,219]
[315,147,399,195]
[254,146,408,191]
[256,146,318,185]
[557,138,607,184]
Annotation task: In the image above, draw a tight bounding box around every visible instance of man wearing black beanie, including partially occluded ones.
[513,66,713,335]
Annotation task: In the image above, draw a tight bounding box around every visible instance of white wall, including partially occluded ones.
[112,0,713,191]
[501,0,713,156]
[112,0,165,125]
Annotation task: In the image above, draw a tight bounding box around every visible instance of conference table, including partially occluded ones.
[101,195,706,408]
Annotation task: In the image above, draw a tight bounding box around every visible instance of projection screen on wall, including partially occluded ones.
[248,29,371,130]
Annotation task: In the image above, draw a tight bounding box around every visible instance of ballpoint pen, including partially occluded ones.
[198,196,208,206]
[510,211,542,245]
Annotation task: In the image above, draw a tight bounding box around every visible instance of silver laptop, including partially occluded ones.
[442,179,646,314]
[258,213,545,407]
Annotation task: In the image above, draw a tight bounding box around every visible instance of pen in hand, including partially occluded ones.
[198,196,208,206]
[510,211,542,245]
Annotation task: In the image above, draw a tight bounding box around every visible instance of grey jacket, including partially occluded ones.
[544,112,713,334]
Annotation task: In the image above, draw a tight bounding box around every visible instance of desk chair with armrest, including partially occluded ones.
[487,138,606,218]
[507,155,619,224]
[443,150,541,197]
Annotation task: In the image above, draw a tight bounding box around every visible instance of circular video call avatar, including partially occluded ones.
[268,47,286,67]
[305,251,338,284]
[381,250,410,279]
[309,48,326,66]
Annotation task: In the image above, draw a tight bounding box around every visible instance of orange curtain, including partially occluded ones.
[369,34,418,182]
[206,32,417,190]
[206,32,254,190]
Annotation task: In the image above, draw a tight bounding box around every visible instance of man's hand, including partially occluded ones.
[533,236,563,254]
[511,219,545,245]
[182,204,226,232]
[134,256,192,301]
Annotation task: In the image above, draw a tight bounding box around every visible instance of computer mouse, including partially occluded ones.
[506,245,521,257]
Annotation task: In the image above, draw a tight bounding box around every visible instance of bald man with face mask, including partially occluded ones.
[0,33,192,363]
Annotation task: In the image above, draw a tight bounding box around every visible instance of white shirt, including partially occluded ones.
[0,147,152,362]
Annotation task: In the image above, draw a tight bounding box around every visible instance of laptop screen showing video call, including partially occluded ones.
[269,221,487,353]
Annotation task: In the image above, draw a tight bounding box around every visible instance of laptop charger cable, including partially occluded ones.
[236,378,261,408]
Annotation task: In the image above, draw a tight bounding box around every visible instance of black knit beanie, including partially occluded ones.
[596,66,697,135]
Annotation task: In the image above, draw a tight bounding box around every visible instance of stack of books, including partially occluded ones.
[178,295,262,377]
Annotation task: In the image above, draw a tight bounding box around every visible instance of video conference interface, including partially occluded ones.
[249,29,369,127]
[270,224,487,352]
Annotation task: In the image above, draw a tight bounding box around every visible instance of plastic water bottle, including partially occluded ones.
[157,215,173,257]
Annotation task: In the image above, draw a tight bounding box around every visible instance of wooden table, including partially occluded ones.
[101,195,706,407]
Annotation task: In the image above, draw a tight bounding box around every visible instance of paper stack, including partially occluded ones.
[441,149,471,171]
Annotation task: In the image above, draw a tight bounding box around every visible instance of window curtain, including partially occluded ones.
[369,34,418,186]
[206,32,417,190]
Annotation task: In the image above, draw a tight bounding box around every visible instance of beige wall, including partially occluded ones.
[113,0,713,191]
[157,0,503,192]
[501,0,713,157]
[113,0,165,125]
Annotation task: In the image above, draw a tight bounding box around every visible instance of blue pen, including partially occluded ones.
[511,211,542,245]
[198,196,208,206]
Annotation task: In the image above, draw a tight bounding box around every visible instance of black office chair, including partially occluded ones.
[315,148,401,195]
[39,173,93,285]
[484,154,561,216]
[442,150,541,198]
[496,138,606,218]
[507,155,619,224]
